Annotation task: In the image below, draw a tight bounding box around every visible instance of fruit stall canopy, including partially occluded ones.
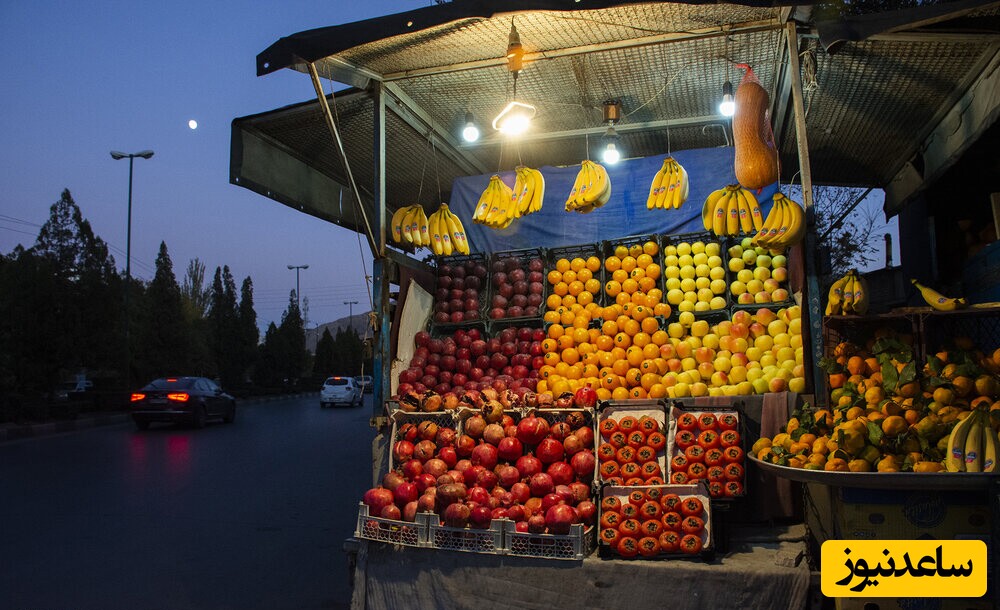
[230,0,1000,243]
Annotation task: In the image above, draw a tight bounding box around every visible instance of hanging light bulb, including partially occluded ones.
[506,22,524,73]
[461,112,480,143]
[492,101,536,136]
[602,126,621,165]
[719,81,735,117]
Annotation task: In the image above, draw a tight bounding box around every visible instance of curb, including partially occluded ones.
[0,392,318,443]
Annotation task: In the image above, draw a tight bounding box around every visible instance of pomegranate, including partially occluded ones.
[546,461,574,486]
[507,504,526,522]
[491,507,509,520]
[576,500,597,525]
[483,423,505,446]
[401,459,423,481]
[553,393,574,410]
[442,392,460,410]
[573,386,598,409]
[422,458,448,478]
[468,485,491,506]
[443,503,471,527]
[470,442,499,470]
[413,440,436,462]
[380,504,402,520]
[545,504,578,535]
[549,422,572,441]
[392,440,414,463]
[437,446,458,468]
[569,481,590,504]
[536,438,565,464]
[436,427,457,447]
[563,434,583,456]
[393,482,419,506]
[571,451,596,478]
[418,493,436,513]
[574,426,595,448]
[497,436,524,462]
[516,453,543,478]
[363,487,395,516]
[435,483,467,509]
[529,472,554,497]
[515,521,530,533]
[505,423,519,438]
[436,474,455,486]
[414,473,437,493]
[525,497,543,516]
[496,490,515,507]
[454,459,472,473]
[463,465,486,487]
[541,493,565,513]
[496,464,520,489]
[475,468,499,490]
[398,423,418,443]
[464,415,487,439]
[510,482,531,504]
[418,420,439,441]
[456,435,476,457]
[516,416,550,445]
[403,501,419,522]
[382,471,405,492]
[469,505,493,529]
[527,513,547,533]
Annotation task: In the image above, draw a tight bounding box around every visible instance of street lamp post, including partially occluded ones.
[287,264,309,309]
[111,149,154,388]
[344,300,359,321]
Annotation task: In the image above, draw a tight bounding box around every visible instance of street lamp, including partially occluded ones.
[344,300,359,320]
[111,149,154,388]
[287,264,309,309]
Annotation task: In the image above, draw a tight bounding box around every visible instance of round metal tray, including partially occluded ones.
[749,454,1000,490]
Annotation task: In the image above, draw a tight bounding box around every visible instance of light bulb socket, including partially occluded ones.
[506,23,524,72]
[722,81,734,97]
[602,100,622,124]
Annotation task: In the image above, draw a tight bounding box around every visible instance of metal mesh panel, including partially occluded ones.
[780,38,993,185]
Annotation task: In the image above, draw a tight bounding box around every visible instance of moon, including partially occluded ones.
[188,119,198,130]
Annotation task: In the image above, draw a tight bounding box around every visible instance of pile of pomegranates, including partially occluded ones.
[363,402,599,536]
[488,254,545,320]
[433,258,488,324]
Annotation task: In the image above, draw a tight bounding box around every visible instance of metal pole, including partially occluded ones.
[287,264,309,310]
[125,156,134,388]
[344,300,358,320]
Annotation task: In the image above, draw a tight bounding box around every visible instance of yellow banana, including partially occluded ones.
[778,197,805,248]
[416,206,430,247]
[743,189,763,231]
[753,197,781,247]
[964,416,984,472]
[726,187,741,236]
[566,163,587,210]
[428,208,443,255]
[399,205,416,243]
[473,179,494,222]
[655,160,674,209]
[390,206,409,243]
[592,162,610,205]
[443,207,466,255]
[703,187,728,231]
[712,190,730,236]
[841,272,856,314]
[597,175,612,206]
[946,410,977,471]
[982,422,998,473]
[736,190,753,234]
[825,273,848,315]
[511,169,527,219]
[647,160,668,209]
[675,164,689,209]
[440,216,454,255]
[911,279,967,311]
[852,273,869,315]
[528,169,545,214]
[578,161,595,207]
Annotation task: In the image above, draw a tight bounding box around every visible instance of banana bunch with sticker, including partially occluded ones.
[945,407,997,472]
[472,175,516,229]
[825,269,869,316]
[565,160,612,213]
[390,204,430,248]
[701,184,763,237]
[427,203,471,256]
[511,166,545,217]
[646,157,689,209]
[750,192,805,248]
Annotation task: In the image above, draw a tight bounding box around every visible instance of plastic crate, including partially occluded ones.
[919,307,1000,355]
[426,517,506,554]
[504,521,595,560]
[596,400,669,486]
[486,248,547,325]
[432,253,490,329]
[821,314,919,358]
[723,236,792,309]
[546,243,606,307]
[526,407,600,490]
[659,231,730,318]
[667,402,747,501]
[388,409,461,471]
[355,502,431,547]
[597,482,714,560]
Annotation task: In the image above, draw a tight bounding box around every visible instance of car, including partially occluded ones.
[354,375,374,393]
[130,376,236,430]
[321,376,362,408]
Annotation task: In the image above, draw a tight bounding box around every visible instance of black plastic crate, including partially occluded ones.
[920,307,1000,355]
[601,234,664,312]
[723,236,791,310]
[432,253,490,329]
[546,243,606,308]
[659,231,730,318]
[821,313,919,358]
[487,248,547,324]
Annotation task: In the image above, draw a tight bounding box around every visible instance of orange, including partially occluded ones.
[630,267,646,281]
[586,256,601,272]
[562,269,577,285]
[554,362,569,378]
[602,320,619,336]
[551,379,571,395]
[612,387,630,401]
[653,303,671,317]
[573,313,591,328]
[557,335,575,351]
[622,278,639,295]
[640,316,659,335]
[543,310,560,324]
[623,319,640,337]
[640,360,657,375]
[571,327,589,345]
[847,356,866,376]
[584,278,601,294]
[570,257,586,272]
[615,292,631,307]
[577,291,594,306]
[621,256,637,273]
[642,343,660,360]
[545,294,562,310]
[628,244,643,258]
[605,256,621,272]
[561,348,580,365]
[630,387,648,399]
[543,351,561,366]
[596,388,612,401]
[648,383,667,398]
[560,309,576,326]
[601,374,620,391]
[547,324,565,340]
[632,332,651,349]
[828,373,847,389]
[605,281,622,298]
[561,295,577,308]
[539,365,555,380]
[598,351,615,368]
[611,269,628,284]
[638,277,656,293]
[642,241,659,256]
[568,281,585,297]
[825,458,849,472]
[541,338,558,353]
[612,358,630,377]
[576,268,592,283]
[881,415,907,437]
[626,346,645,366]
[632,305,651,322]
[595,334,614,352]
[651,330,669,346]
[553,282,568,296]
[644,263,661,280]
[547,270,562,285]
[626,367,643,387]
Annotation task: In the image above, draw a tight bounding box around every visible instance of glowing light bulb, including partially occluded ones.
[602,142,621,165]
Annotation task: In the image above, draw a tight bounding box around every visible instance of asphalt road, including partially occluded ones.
[0,394,376,610]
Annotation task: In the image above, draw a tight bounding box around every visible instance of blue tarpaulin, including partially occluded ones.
[449,146,778,254]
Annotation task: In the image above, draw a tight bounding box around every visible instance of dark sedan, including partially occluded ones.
[130,377,236,430]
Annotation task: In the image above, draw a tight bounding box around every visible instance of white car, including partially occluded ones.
[320,376,362,408]
[354,375,374,393]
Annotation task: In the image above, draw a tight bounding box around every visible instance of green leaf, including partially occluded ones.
[918,435,931,453]
[872,337,907,355]
[866,421,884,445]
[925,376,950,389]
[882,361,899,392]
[818,357,845,374]
[791,427,806,441]
[954,362,983,378]
[927,355,944,376]
[897,361,918,387]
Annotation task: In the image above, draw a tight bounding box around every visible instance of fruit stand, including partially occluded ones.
[231,1,1000,607]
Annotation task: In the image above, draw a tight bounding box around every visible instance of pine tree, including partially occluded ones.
[237,276,259,388]
[278,290,306,386]
[255,322,285,388]
[136,242,188,379]
[314,328,335,380]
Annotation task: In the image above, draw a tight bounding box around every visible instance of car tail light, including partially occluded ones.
[130,393,146,402]
[167,392,190,402]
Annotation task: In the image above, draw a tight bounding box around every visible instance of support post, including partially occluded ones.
[371,82,393,486]
[785,22,826,402]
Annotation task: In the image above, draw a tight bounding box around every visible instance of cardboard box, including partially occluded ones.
[835,597,994,610]
[833,487,990,541]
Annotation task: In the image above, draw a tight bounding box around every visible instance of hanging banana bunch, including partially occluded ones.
[512,166,545,217]
[390,204,430,248]
[750,192,805,249]
[701,184,764,237]
[646,157,689,210]
[565,160,611,213]
[428,203,471,256]
[472,175,516,229]
[825,269,869,316]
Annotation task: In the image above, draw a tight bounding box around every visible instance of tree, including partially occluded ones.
[333,325,365,376]
[135,242,188,379]
[313,328,335,380]
[207,266,242,388]
[236,276,259,387]
[254,322,285,388]
[33,189,115,281]
[181,258,210,320]
[278,290,307,385]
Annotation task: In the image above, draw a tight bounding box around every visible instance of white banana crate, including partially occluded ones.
[504,521,594,561]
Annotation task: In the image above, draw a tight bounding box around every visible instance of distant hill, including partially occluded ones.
[305,311,373,353]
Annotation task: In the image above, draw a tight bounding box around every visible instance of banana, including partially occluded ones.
[911,279,968,311]
[676,164,689,209]
[473,178,494,222]
[753,196,781,247]
[416,206,430,247]
[443,207,466,255]
[712,190,730,236]
[528,169,545,214]
[743,189,763,231]
[703,187,728,231]
[825,273,848,315]
[390,206,409,243]
[736,189,753,234]
[566,163,587,210]
[592,162,610,204]
[655,160,674,209]
[982,422,998,473]
[428,208,443,255]
[841,272,856,315]
[778,197,805,248]
[577,161,595,207]
[399,205,416,243]
[964,415,984,472]
[648,160,668,209]
[726,187,741,235]
[440,215,454,255]
[511,169,527,219]
[597,175,612,206]
[852,273,869,315]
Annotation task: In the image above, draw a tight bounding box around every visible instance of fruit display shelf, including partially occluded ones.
[660,231,731,320]
[432,253,490,329]
[355,502,432,547]
[668,402,747,500]
[488,247,547,324]
[748,454,1000,490]
[724,236,791,309]
[546,243,606,308]
[597,483,714,560]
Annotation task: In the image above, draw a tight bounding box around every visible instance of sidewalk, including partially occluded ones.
[0,392,317,443]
